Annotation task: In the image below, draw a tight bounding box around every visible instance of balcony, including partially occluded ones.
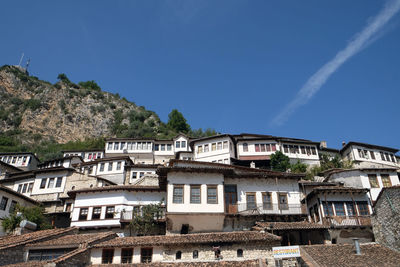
[323,216,371,227]
[225,203,305,215]
[120,208,166,223]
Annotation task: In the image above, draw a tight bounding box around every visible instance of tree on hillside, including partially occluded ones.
[57,73,70,83]
[78,80,101,91]
[270,151,290,172]
[1,205,52,234]
[167,109,190,134]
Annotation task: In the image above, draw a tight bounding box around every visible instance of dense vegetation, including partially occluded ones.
[0,65,217,161]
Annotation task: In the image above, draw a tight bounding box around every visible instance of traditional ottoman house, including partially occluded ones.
[62,149,104,162]
[0,152,40,171]
[0,185,39,236]
[89,231,281,265]
[158,160,306,235]
[0,161,22,180]
[37,156,83,170]
[303,185,374,244]
[372,186,400,252]
[190,134,236,165]
[127,164,159,185]
[69,184,165,235]
[325,168,400,202]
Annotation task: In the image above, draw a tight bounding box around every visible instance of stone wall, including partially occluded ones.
[57,249,90,267]
[372,187,400,252]
[0,245,25,266]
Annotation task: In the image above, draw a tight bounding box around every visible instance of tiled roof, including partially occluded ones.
[94,231,281,248]
[25,232,115,248]
[0,227,77,250]
[300,243,400,267]
[68,185,163,197]
[91,259,267,266]
[255,221,329,230]
[0,185,39,205]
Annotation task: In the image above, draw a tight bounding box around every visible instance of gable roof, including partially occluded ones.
[25,232,116,248]
[0,152,41,163]
[0,185,39,205]
[0,161,23,173]
[300,243,400,267]
[254,221,329,231]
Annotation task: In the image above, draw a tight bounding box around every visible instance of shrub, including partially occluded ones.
[24,98,42,111]
[78,80,101,91]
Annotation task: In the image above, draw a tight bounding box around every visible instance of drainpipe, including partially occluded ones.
[352,238,361,255]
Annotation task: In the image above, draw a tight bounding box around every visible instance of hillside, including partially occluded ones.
[0,65,215,160]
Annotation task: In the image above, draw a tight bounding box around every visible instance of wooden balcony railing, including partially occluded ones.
[225,203,306,215]
[323,216,371,227]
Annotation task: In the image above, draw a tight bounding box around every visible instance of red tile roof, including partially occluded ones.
[94,231,281,248]
[91,259,268,266]
[300,243,400,267]
[25,232,115,248]
[255,221,329,230]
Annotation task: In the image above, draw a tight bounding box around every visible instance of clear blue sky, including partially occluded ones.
[1,1,400,150]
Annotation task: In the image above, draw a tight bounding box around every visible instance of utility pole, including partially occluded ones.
[18,53,24,67]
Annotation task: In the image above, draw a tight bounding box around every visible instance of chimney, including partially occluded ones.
[320,141,327,148]
[352,238,361,255]
[342,141,346,147]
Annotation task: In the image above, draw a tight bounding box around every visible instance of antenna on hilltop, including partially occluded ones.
[18,53,24,67]
[25,58,30,71]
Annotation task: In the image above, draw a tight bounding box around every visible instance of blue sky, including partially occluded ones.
[1,1,400,150]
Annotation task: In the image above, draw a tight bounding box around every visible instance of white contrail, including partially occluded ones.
[271,0,400,127]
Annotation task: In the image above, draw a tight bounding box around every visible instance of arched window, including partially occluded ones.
[176,251,182,260]
[193,250,198,259]
[237,249,243,257]
[243,143,248,152]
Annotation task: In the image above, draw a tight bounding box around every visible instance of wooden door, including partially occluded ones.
[224,185,237,214]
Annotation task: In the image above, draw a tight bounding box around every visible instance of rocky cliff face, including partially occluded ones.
[0,65,160,144]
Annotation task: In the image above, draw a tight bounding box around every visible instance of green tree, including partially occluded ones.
[57,73,70,83]
[290,160,307,173]
[129,201,164,236]
[1,205,52,234]
[167,109,190,134]
[78,80,101,91]
[270,151,290,172]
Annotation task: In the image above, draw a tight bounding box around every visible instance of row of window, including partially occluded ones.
[175,141,187,149]
[242,143,277,153]
[154,144,172,151]
[283,144,317,155]
[28,249,73,261]
[107,142,153,151]
[78,206,115,221]
[39,177,63,189]
[246,192,289,210]
[357,149,396,163]
[172,185,218,204]
[0,155,30,165]
[197,141,229,154]
[98,161,122,172]
[131,171,153,179]
[17,182,34,194]
[368,174,392,188]
[322,201,369,217]
[211,158,229,164]
[0,197,17,213]
[39,160,64,169]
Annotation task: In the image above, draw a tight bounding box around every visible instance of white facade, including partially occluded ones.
[63,151,104,162]
[81,158,129,185]
[341,144,398,168]
[327,169,399,202]
[38,156,82,169]
[0,153,39,171]
[193,136,234,164]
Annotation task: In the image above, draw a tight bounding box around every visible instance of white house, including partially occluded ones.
[0,152,40,171]
[325,168,400,202]
[69,185,165,234]
[0,185,38,236]
[191,134,235,165]
[37,155,83,169]
[63,149,104,162]
[340,141,398,169]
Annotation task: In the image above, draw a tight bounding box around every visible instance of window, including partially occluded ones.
[346,202,356,216]
[381,174,392,187]
[154,144,159,151]
[217,142,222,150]
[255,144,260,152]
[283,145,289,153]
[380,152,385,161]
[40,178,47,189]
[88,153,92,160]
[114,142,119,150]
[141,248,153,263]
[79,208,88,220]
[262,192,273,210]
[167,144,172,151]
[357,202,369,216]
[120,142,126,150]
[102,249,114,264]
[92,207,101,219]
[107,143,112,150]
[278,193,288,210]
[368,174,379,188]
[175,141,181,148]
[100,163,105,172]
[193,250,198,259]
[322,202,334,216]
[385,153,390,161]
[370,151,375,160]
[25,183,31,193]
[190,185,201,204]
[17,184,23,193]
[0,197,8,210]
[207,186,218,204]
[246,193,256,210]
[176,251,182,260]
[9,200,17,213]
[139,172,145,178]
[132,172,137,179]
[121,248,133,264]
[161,144,166,151]
[334,202,345,216]
[306,146,311,155]
[47,178,55,188]
[173,185,184,204]
[204,144,209,152]
[243,143,248,152]
[289,145,295,153]
[300,146,306,154]
[105,206,115,219]
[391,154,396,163]
[266,144,271,152]
[116,161,122,170]
[198,146,203,154]
[314,204,320,222]
[212,143,216,151]
[181,141,186,148]
[237,249,243,257]
[28,249,72,261]
[65,203,72,212]
[311,147,317,155]
[108,162,113,171]
[260,144,266,152]
[22,183,28,193]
